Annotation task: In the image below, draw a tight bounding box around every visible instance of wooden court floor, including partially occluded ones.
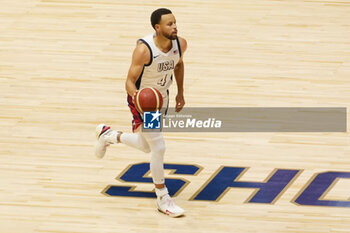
[0,0,349,232]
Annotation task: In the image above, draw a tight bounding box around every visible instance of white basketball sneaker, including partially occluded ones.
[95,124,120,159]
[156,187,185,217]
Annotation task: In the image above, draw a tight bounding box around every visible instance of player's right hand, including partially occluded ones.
[132,90,138,106]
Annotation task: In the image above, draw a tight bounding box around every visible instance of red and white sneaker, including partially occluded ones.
[95,124,119,159]
[156,187,185,217]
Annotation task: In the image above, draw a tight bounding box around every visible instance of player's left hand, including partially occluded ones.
[175,94,185,112]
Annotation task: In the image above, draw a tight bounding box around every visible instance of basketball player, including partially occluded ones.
[95,8,187,217]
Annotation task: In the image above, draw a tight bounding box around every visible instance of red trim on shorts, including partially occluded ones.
[127,94,143,132]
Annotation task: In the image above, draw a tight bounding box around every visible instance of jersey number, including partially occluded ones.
[157,74,168,86]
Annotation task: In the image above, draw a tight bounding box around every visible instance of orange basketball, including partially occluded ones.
[134,87,163,113]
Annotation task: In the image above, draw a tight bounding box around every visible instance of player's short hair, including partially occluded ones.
[150,8,172,29]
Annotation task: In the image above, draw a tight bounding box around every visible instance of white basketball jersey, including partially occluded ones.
[136,33,181,101]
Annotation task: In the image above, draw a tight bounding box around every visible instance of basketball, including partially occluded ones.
[134,87,163,113]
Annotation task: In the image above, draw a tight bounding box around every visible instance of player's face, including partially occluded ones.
[158,14,177,40]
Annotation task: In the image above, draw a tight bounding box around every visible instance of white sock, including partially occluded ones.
[104,130,119,144]
[120,132,151,153]
[155,187,168,198]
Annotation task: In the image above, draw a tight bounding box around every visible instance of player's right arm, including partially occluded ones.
[125,42,150,97]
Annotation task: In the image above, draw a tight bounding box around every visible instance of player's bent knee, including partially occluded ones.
[143,147,151,153]
[152,142,166,156]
